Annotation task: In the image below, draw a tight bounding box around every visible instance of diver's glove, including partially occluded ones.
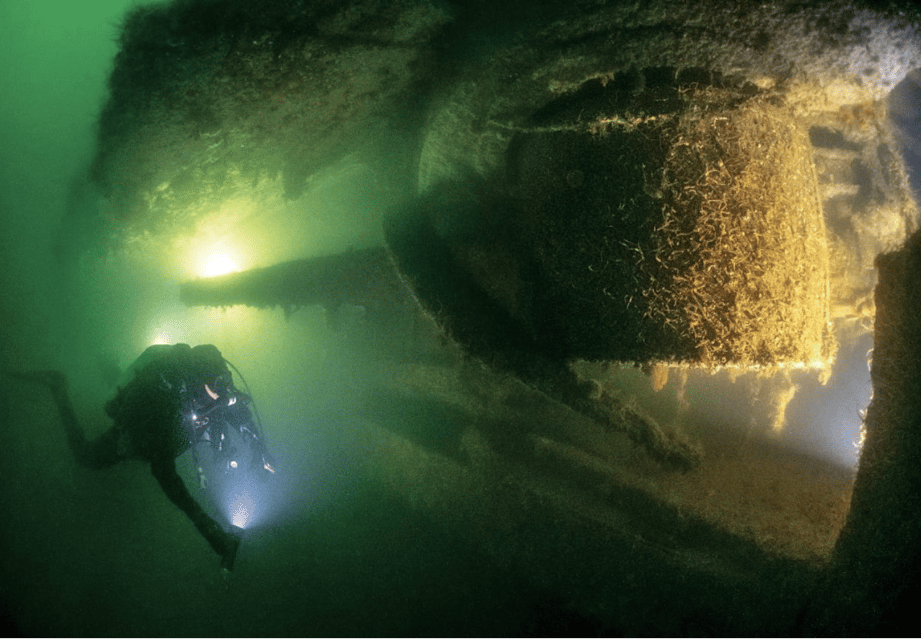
[220,528,243,572]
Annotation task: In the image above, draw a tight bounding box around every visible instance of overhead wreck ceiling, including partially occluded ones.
[82,0,919,260]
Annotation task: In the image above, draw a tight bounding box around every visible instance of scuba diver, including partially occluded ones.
[9,343,274,571]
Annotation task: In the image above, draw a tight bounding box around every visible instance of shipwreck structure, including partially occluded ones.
[74,0,921,634]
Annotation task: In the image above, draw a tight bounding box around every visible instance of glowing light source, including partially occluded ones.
[179,229,250,280]
[143,309,188,348]
[229,489,255,529]
[200,251,240,278]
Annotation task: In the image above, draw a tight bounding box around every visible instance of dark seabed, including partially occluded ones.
[1,377,601,637]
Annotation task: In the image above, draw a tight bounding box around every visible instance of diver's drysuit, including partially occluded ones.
[29,343,273,570]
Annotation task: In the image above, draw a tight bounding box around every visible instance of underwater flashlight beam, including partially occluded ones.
[228,489,256,529]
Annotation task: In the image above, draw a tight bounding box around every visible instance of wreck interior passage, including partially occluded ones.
[1,0,920,636]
